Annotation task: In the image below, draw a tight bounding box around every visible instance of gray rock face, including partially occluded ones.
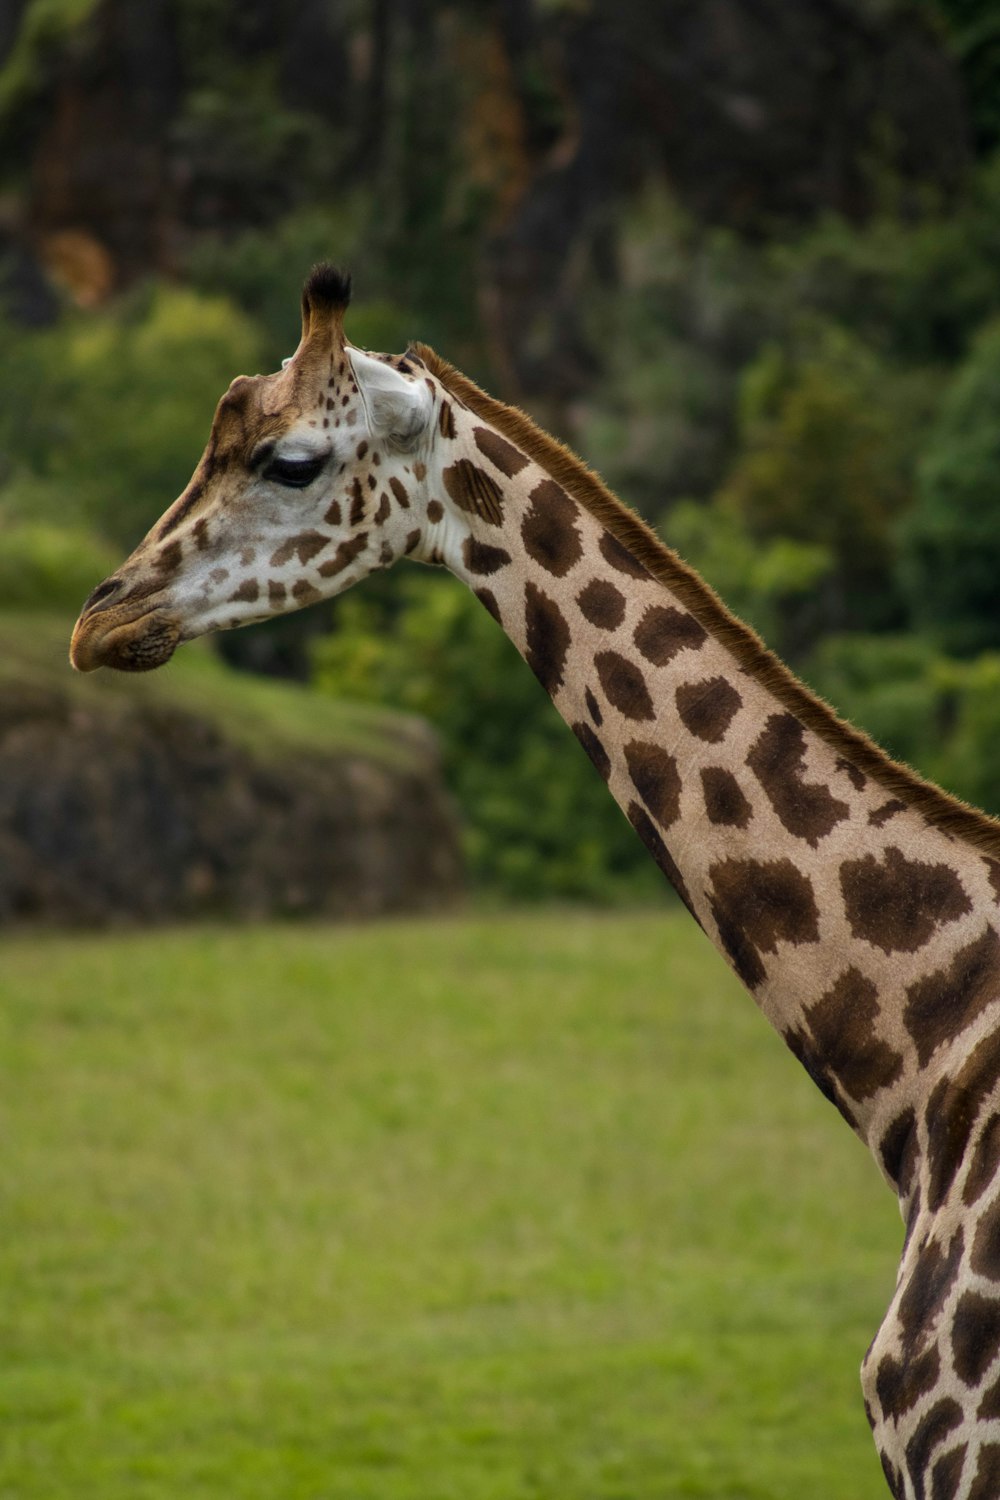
[0,685,463,925]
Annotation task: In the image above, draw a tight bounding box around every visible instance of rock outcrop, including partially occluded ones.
[0,681,463,925]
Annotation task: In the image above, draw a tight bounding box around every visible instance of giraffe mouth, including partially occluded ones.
[70,603,182,673]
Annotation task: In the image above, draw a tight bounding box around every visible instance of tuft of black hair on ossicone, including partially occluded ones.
[303,262,352,314]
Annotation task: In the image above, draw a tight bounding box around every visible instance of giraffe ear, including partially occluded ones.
[349,348,432,450]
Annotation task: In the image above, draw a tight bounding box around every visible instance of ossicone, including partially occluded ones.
[301,263,352,340]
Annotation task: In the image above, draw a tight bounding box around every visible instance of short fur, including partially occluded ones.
[413,341,1000,860]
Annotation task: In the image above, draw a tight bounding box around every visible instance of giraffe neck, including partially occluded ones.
[422,363,1000,1215]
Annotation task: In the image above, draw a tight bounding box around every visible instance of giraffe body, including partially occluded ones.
[71,267,1000,1497]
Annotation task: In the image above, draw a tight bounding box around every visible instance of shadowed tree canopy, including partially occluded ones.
[0,0,971,392]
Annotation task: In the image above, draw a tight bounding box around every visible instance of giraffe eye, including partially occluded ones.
[263,454,326,488]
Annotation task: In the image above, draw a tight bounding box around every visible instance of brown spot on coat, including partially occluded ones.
[599,531,649,578]
[626,801,696,916]
[870,799,907,827]
[676,676,742,743]
[291,579,321,604]
[904,1399,963,1493]
[898,1230,965,1355]
[970,1445,1000,1500]
[426,499,444,523]
[521,479,583,577]
[747,713,849,847]
[438,400,456,439]
[577,578,626,630]
[879,1452,905,1500]
[876,1346,941,1420]
[268,580,286,605]
[801,966,903,1103]
[374,495,391,525]
[230,578,259,603]
[573,722,611,781]
[880,1107,918,1194]
[929,1032,1000,1206]
[978,1374,1000,1420]
[350,478,366,525]
[784,1019,858,1127]
[269,531,329,568]
[953,1292,1000,1386]
[154,540,183,575]
[624,741,681,830]
[634,604,707,666]
[475,587,501,623]
[595,651,655,721]
[707,856,820,989]
[973,1196,1000,1283]
[585,687,602,725]
[157,461,211,540]
[926,1030,1000,1212]
[317,533,369,578]
[474,426,528,477]
[443,460,504,526]
[930,1446,966,1500]
[835,755,867,791]
[325,498,342,526]
[701,768,752,828]
[904,926,1000,1066]
[524,581,570,695]
[964,1113,1000,1206]
[841,847,972,954]
[389,476,410,508]
[463,538,512,576]
[192,518,210,550]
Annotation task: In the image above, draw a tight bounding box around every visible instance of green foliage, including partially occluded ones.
[717,329,914,639]
[933,0,1000,153]
[314,573,663,901]
[0,286,262,549]
[0,0,100,128]
[899,318,1000,654]
[0,913,896,1499]
[807,631,1000,815]
[186,205,422,372]
[667,499,832,653]
[0,520,116,610]
[806,632,947,767]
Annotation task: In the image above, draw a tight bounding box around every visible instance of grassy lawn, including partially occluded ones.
[0,911,899,1499]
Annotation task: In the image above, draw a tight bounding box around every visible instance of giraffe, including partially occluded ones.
[71,264,1000,1499]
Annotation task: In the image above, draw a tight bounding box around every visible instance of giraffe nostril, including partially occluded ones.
[82,577,122,614]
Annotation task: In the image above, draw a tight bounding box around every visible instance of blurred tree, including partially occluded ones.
[665,500,833,658]
[899,317,1000,654]
[0,286,261,548]
[715,330,914,642]
[933,0,1000,153]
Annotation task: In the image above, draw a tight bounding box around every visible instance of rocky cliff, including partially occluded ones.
[0,619,463,925]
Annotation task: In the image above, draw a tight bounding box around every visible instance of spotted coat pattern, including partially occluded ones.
[71,278,1000,1499]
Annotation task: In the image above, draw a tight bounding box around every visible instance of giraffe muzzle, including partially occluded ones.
[70,601,181,673]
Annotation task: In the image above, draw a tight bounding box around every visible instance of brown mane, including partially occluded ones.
[412,341,1000,860]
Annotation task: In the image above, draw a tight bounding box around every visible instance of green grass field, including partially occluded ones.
[0,912,899,1499]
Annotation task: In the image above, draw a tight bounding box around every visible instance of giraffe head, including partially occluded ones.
[70,266,438,672]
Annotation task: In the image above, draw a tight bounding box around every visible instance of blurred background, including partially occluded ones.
[2,0,1000,919]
